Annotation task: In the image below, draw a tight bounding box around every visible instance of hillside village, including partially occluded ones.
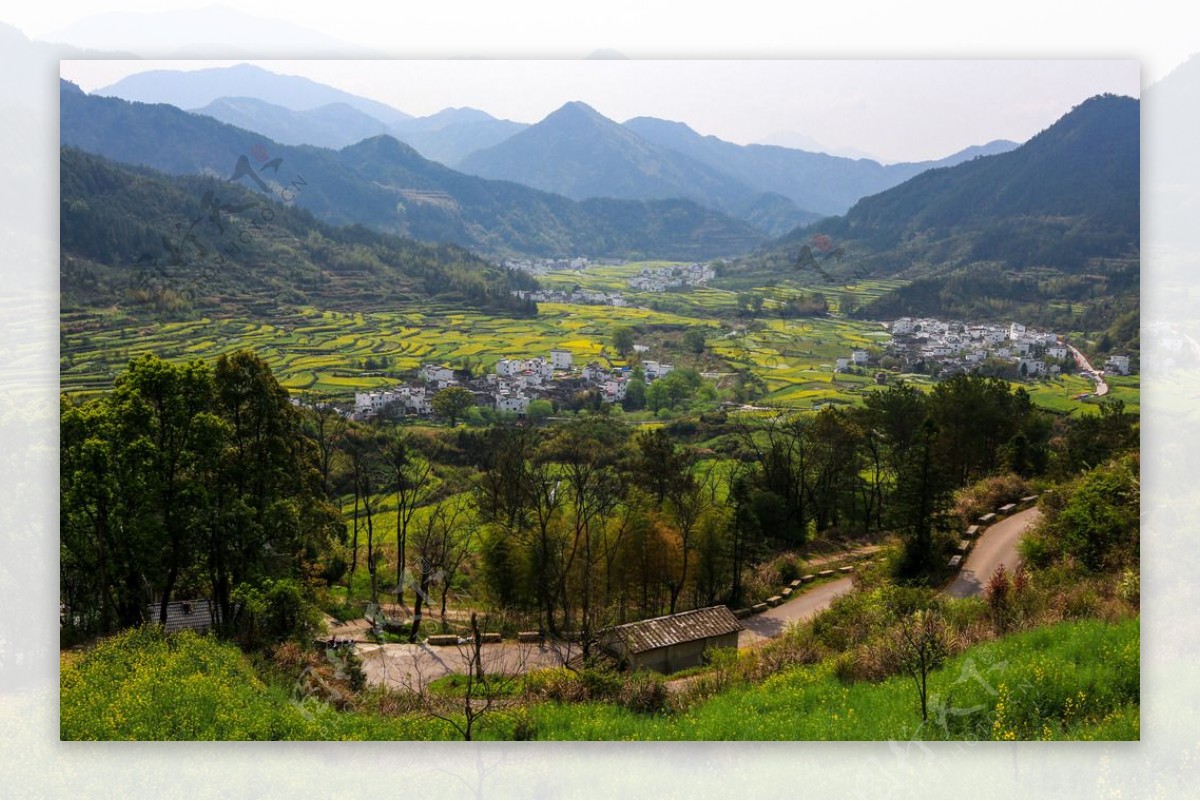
[350,348,674,421]
[627,262,715,292]
[868,317,1135,379]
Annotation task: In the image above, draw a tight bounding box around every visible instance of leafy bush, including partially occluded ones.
[951,473,1031,530]
[1022,452,1139,573]
[617,671,669,714]
[231,578,324,648]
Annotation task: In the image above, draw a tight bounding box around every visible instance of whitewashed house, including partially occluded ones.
[550,349,573,370]
[420,364,455,384]
[1105,354,1131,375]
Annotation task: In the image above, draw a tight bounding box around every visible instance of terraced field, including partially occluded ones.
[60,302,705,399]
[60,272,1137,417]
[710,317,896,408]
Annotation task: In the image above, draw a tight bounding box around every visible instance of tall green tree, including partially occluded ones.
[432,386,475,427]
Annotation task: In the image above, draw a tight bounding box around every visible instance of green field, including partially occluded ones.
[60,269,1138,416]
[61,301,705,398]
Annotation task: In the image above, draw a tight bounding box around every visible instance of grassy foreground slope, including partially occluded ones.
[61,618,1136,741]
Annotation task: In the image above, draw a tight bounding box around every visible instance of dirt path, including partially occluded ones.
[358,640,572,691]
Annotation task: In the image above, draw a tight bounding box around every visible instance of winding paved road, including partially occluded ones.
[1068,344,1109,397]
[739,577,854,646]
[739,505,1042,645]
[946,506,1040,598]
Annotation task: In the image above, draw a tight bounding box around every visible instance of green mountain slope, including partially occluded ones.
[60,147,539,320]
[739,95,1139,337]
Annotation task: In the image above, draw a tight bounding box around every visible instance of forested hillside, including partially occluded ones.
[60,147,539,319]
[734,95,1139,348]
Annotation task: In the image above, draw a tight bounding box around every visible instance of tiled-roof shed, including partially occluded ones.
[599,606,742,673]
[146,599,218,634]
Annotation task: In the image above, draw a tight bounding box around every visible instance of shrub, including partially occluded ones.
[952,473,1031,530]
[770,552,803,584]
[1116,569,1140,607]
[1025,453,1139,573]
[231,578,324,648]
[617,671,669,714]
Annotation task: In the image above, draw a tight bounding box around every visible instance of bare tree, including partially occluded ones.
[888,606,953,723]
[414,612,531,741]
[300,394,348,497]
[408,495,474,641]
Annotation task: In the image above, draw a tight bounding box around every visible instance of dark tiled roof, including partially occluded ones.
[602,606,742,654]
[146,599,217,633]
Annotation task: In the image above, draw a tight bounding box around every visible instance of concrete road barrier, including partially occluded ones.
[517,631,543,644]
[427,634,459,646]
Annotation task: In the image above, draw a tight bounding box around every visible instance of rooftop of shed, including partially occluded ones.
[601,605,742,654]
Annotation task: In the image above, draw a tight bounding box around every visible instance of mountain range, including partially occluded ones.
[64,65,1139,341]
[100,65,526,168]
[61,80,764,260]
[460,104,1018,222]
[95,64,1020,236]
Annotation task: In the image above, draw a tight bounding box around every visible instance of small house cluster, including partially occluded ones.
[627,262,715,292]
[834,350,872,372]
[883,317,1074,378]
[510,288,628,307]
[351,349,676,420]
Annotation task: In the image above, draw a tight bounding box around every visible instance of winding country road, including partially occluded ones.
[946,506,1039,598]
[1067,343,1109,397]
[739,577,854,646]
[739,506,1041,646]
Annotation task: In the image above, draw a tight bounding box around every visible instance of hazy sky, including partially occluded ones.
[60,59,1138,163]
[1,0,1175,162]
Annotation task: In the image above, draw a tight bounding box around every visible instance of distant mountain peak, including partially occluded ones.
[546,100,608,122]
